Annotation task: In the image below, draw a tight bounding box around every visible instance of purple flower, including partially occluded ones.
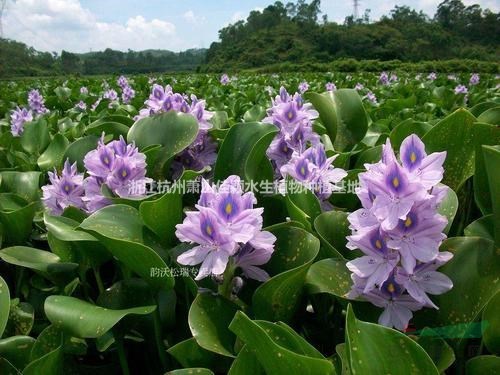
[355,83,364,91]
[121,85,135,104]
[171,131,217,178]
[298,81,309,93]
[80,86,89,95]
[379,72,389,85]
[75,101,87,111]
[263,87,320,176]
[28,89,48,115]
[454,85,468,95]
[325,82,336,91]
[280,144,347,204]
[82,134,150,212]
[447,74,457,81]
[117,75,128,89]
[103,89,118,102]
[390,74,398,82]
[10,106,33,137]
[346,134,452,330]
[220,74,230,85]
[176,176,276,281]
[395,251,453,308]
[365,91,377,105]
[363,274,424,330]
[469,73,480,86]
[42,159,86,215]
[427,72,437,81]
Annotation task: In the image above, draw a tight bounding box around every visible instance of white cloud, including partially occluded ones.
[230,11,245,23]
[3,0,181,52]
[183,10,206,25]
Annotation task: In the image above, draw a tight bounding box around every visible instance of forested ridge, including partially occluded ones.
[0,0,498,77]
[203,0,500,71]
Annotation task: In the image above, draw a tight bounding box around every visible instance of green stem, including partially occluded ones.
[15,268,25,298]
[116,339,130,375]
[152,304,168,370]
[218,259,236,299]
[93,267,104,294]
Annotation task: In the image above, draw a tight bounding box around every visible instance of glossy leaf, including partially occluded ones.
[79,204,174,289]
[37,133,69,171]
[214,121,278,183]
[0,246,78,274]
[466,355,500,375]
[188,293,239,357]
[345,304,439,374]
[305,258,352,297]
[229,311,335,374]
[482,291,500,355]
[306,89,368,151]
[44,295,155,338]
[0,276,9,338]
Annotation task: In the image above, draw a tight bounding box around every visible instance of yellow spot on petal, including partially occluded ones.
[392,177,399,188]
[387,283,395,293]
[375,240,382,249]
[300,166,306,176]
[206,225,213,236]
[405,217,412,227]
[410,152,417,163]
[287,111,293,119]
[225,202,232,215]
[121,169,127,177]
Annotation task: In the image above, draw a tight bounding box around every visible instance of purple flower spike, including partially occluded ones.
[220,74,230,85]
[42,159,86,215]
[28,89,48,115]
[176,175,276,281]
[325,82,337,91]
[10,106,33,137]
[346,134,452,330]
[469,73,480,86]
[454,85,468,95]
[263,86,320,177]
[82,134,150,212]
[280,144,347,204]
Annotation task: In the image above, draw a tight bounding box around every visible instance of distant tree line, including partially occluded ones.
[0,0,498,77]
[202,0,500,71]
[0,40,206,78]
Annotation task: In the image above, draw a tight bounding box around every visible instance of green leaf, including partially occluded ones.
[0,336,35,370]
[253,225,320,322]
[167,369,214,375]
[477,106,500,125]
[229,311,335,374]
[306,89,368,151]
[4,300,34,336]
[313,211,354,259]
[214,122,278,183]
[0,194,37,245]
[464,214,494,241]
[285,181,322,231]
[20,117,50,154]
[483,291,500,355]
[416,237,500,341]
[30,324,86,362]
[0,246,78,274]
[345,304,439,374]
[482,145,500,247]
[389,119,432,149]
[188,293,239,357]
[228,345,264,375]
[139,190,182,246]
[44,295,155,338]
[23,346,63,375]
[127,111,199,176]
[243,105,266,122]
[413,328,455,372]
[0,171,41,202]
[466,355,500,375]
[422,110,500,191]
[37,134,69,171]
[79,204,174,290]
[436,184,458,234]
[305,258,352,297]
[0,276,9,337]
[168,338,220,369]
[62,135,99,171]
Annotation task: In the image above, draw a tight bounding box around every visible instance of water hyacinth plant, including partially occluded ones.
[0,71,498,375]
[346,135,453,330]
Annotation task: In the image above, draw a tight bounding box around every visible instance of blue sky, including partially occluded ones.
[3,0,499,53]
